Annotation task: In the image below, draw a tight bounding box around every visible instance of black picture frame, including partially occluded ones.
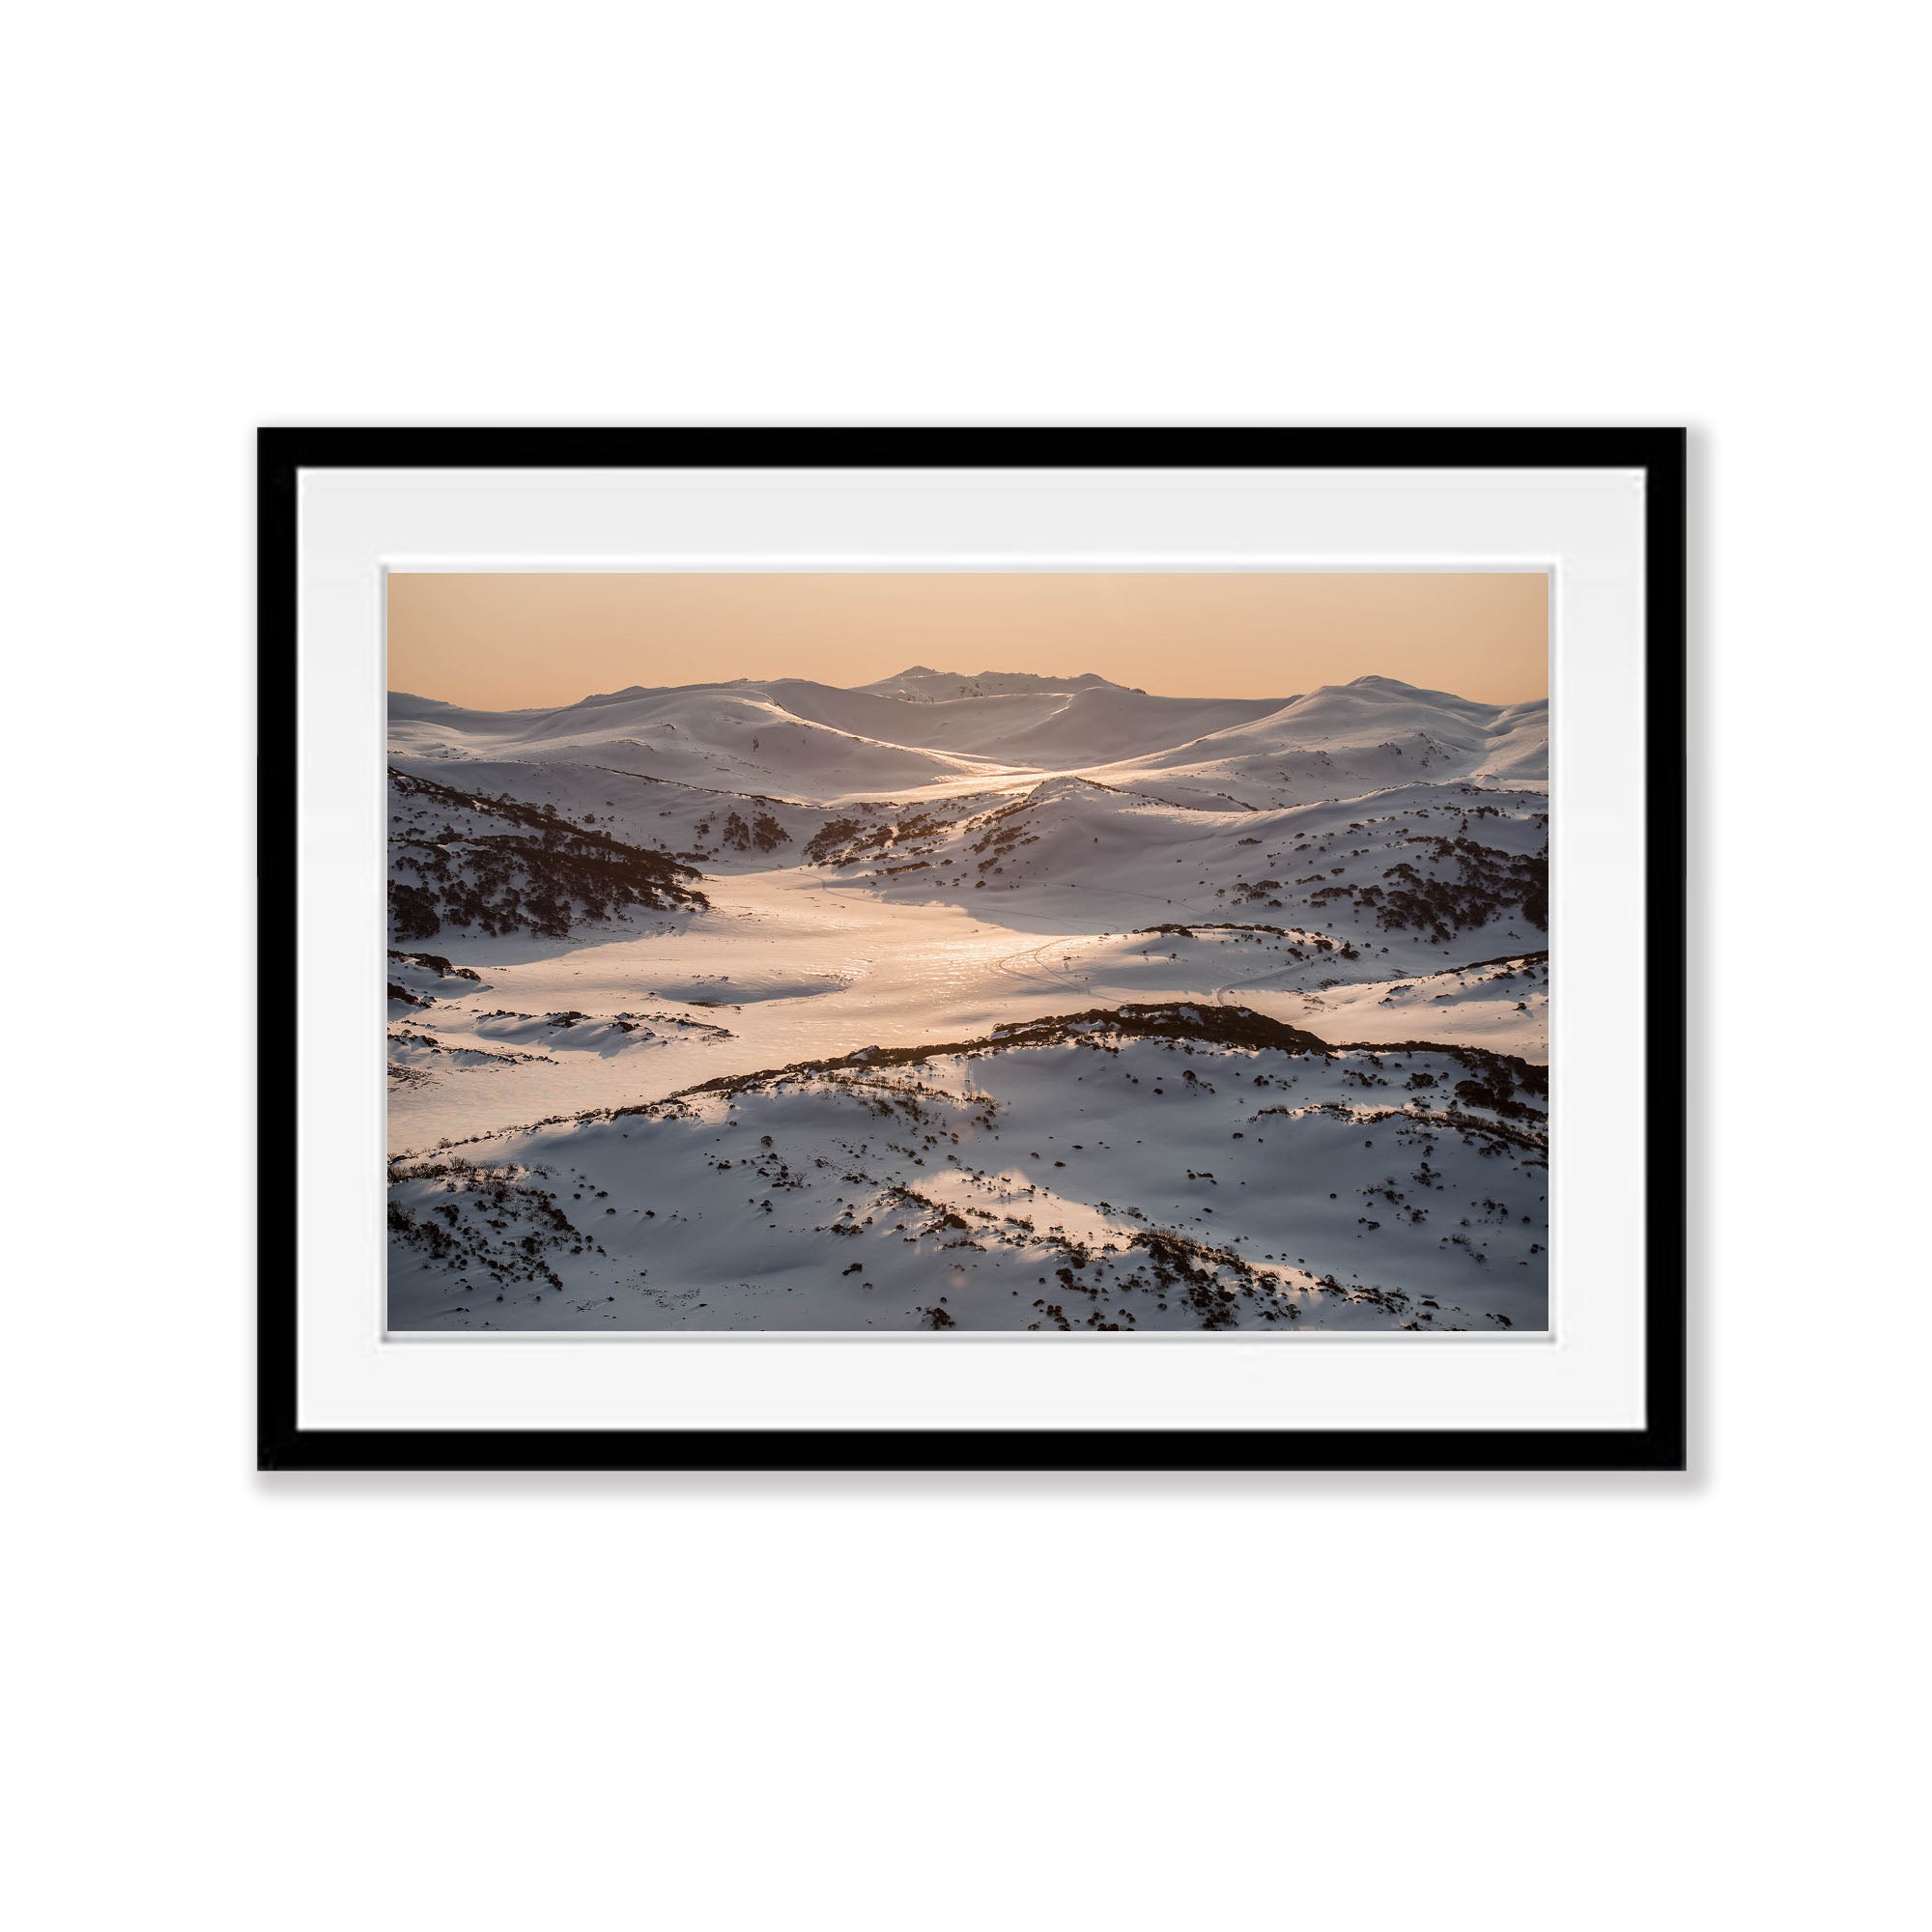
[259,427,1686,1473]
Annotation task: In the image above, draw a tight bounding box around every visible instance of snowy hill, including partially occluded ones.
[389,1005,1548,1333]
[388,681,999,796]
[1094,675,1549,808]
[388,673,1296,797]
[387,766,707,947]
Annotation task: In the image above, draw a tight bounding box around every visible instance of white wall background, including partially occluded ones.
[6,5,1923,1927]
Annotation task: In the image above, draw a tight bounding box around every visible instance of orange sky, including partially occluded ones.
[387,572,1548,709]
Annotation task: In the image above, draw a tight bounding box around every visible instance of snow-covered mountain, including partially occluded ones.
[1093,674,1548,807]
[855,666,1129,700]
[384,668,1550,1332]
[387,668,1535,806]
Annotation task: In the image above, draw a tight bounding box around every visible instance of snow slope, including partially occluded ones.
[390,682,998,798]
[390,1008,1548,1333]
[1094,675,1548,808]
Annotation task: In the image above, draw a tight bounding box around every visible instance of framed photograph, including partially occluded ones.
[260,428,1685,1471]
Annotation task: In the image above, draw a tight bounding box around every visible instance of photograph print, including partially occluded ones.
[385,569,1550,1334]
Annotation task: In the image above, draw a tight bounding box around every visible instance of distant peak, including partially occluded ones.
[859,666,1125,696]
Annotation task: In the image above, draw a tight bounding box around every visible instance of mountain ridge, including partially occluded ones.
[386,670,1547,808]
